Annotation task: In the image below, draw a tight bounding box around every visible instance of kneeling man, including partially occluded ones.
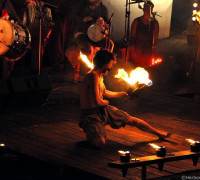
[79,50,171,148]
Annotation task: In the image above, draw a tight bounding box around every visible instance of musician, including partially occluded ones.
[0,0,24,77]
[22,0,55,73]
[73,0,109,55]
[129,1,159,67]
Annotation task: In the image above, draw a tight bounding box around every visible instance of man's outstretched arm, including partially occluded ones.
[104,89,128,99]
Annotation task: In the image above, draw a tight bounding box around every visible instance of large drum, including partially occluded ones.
[0,18,31,61]
[87,24,105,42]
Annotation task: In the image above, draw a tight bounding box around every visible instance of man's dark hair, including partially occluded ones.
[93,49,115,69]
[144,1,154,9]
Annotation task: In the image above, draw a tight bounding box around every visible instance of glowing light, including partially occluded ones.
[0,144,5,147]
[149,143,160,149]
[80,52,94,69]
[151,57,163,66]
[192,16,197,21]
[193,10,197,14]
[186,139,199,144]
[118,150,130,155]
[192,10,200,23]
[115,67,152,86]
[193,3,198,8]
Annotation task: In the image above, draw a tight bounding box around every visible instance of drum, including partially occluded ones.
[87,24,105,42]
[0,18,31,61]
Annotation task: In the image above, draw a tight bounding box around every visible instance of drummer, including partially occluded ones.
[73,0,108,55]
[0,0,25,77]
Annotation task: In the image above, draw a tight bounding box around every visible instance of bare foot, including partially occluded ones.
[158,132,172,140]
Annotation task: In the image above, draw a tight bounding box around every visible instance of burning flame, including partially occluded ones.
[149,143,160,149]
[80,52,94,69]
[186,139,199,144]
[151,57,163,66]
[115,67,152,86]
[118,150,130,155]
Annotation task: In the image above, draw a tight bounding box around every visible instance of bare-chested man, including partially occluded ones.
[79,50,171,148]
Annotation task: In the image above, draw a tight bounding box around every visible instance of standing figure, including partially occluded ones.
[129,1,159,67]
[73,0,108,55]
[65,0,109,82]
[23,0,54,73]
[79,49,171,149]
[42,0,73,71]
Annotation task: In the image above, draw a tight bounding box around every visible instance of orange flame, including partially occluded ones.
[186,139,199,144]
[118,150,130,155]
[115,67,152,86]
[80,52,94,69]
[149,143,160,149]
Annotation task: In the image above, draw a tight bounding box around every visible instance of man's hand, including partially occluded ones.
[103,99,109,106]
[119,91,128,97]
[96,17,105,26]
[83,16,93,22]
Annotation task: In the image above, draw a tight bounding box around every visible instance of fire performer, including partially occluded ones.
[129,1,159,67]
[79,49,171,149]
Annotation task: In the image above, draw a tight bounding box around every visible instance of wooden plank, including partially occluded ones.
[0,123,173,179]
[1,132,121,179]
[0,123,130,179]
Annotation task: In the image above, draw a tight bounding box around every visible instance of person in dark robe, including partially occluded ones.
[129,1,159,68]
